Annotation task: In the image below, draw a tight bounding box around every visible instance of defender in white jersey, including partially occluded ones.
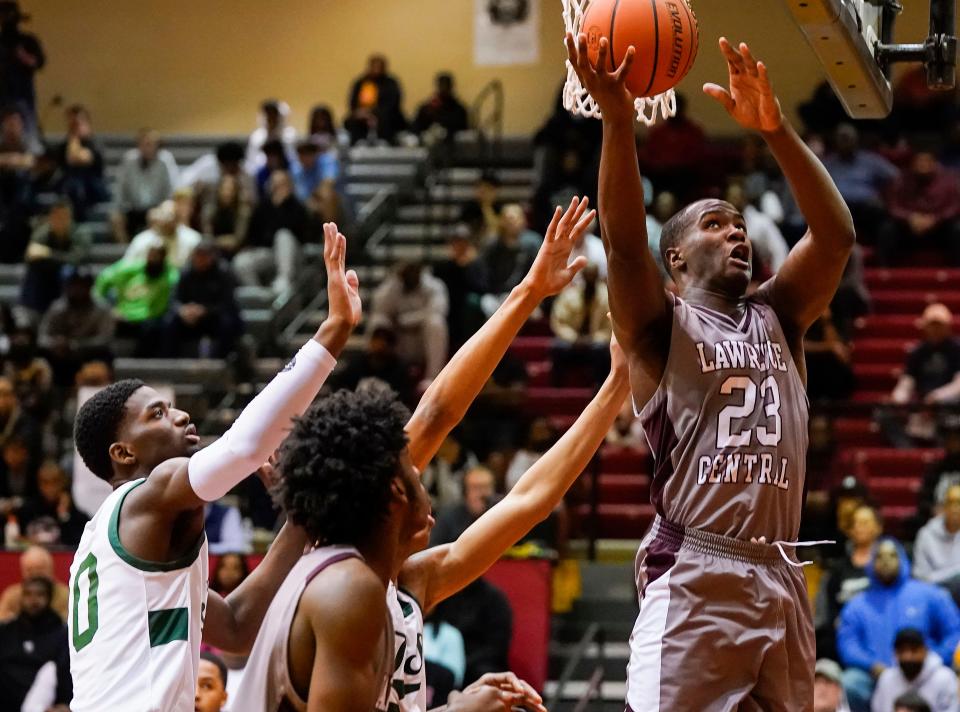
[68,223,361,712]
[566,32,855,710]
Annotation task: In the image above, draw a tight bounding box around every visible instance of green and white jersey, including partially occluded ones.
[68,478,209,712]
[386,582,426,712]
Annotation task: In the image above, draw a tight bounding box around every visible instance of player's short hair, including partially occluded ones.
[200,651,228,687]
[74,379,146,482]
[274,388,410,547]
[659,203,696,277]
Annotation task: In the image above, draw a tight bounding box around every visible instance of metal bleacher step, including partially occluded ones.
[396,204,464,223]
[367,243,448,263]
[345,164,419,184]
[428,183,532,203]
[347,145,427,164]
[390,224,459,243]
[435,166,537,185]
[543,680,627,707]
[113,358,230,386]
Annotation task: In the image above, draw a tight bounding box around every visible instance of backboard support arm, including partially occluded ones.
[875,0,957,89]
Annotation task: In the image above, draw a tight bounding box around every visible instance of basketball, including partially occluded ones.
[582,0,699,98]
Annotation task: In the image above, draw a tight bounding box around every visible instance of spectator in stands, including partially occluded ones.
[0,575,71,711]
[205,498,251,555]
[1,433,35,506]
[531,83,602,233]
[94,241,177,356]
[413,72,469,141]
[831,243,871,341]
[461,171,502,242]
[291,136,338,202]
[640,94,707,200]
[817,504,883,658]
[0,105,33,192]
[195,650,229,712]
[3,322,52,420]
[0,545,68,622]
[125,199,201,269]
[606,398,645,449]
[871,628,959,712]
[434,578,512,685]
[549,263,611,388]
[823,124,898,239]
[815,658,851,712]
[345,54,407,145]
[798,81,850,137]
[838,538,960,712]
[244,99,297,175]
[370,262,449,384]
[332,325,414,405]
[433,225,488,351]
[111,128,178,242]
[805,308,856,402]
[38,266,115,386]
[505,418,557,493]
[881,303,960,447]
[916,419,960,530]
[430,465,497,546]
[20,199,92,314]
[424,609,466,704]
[568,215,607,283]
[211,552,250,597]
[645,190,679,279]
[879,151,960,266]
[461,352,529,458]
[306,178,353,239]
[0,2,43,150]
[55,104,107,221]
[724,178,789,278]
[234,169,307,296]
[0,374,39,460]
[181,140,254,213]
[913,483,960,595]
[253,138,291,199]
[479,204,540,315]
[164,241,242,358]
[17,460,86,546]
[307,104,344,146]
[421,430,479,508]
[202,173,252,257]
[896,693,935,712]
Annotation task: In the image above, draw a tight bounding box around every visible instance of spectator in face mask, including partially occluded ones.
[871,628,960,712]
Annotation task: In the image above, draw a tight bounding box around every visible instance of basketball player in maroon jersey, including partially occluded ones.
[566,33,855,710]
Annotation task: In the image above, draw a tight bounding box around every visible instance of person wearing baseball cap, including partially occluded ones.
[882,303,960,447]
[814,658,851,712]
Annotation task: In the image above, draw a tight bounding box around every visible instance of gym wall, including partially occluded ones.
[29,0,935,137]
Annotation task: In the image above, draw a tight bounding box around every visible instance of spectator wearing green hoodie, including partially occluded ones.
[93,240,177,356]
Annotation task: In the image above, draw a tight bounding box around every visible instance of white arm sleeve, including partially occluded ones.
[187,339,336,501]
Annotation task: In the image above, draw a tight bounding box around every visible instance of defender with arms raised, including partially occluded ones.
[67,223,361,712]
[566,32,855,711]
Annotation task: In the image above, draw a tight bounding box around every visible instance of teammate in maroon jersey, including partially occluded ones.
[567,33,855,711]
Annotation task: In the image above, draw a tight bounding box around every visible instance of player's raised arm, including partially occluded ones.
[704,38,855,336]
[134,222,362,516]
[565,33,671,357]
[403,336,630,612]
[406,197,594,471]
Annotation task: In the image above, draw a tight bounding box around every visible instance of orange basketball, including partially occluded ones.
[583,0,699,99]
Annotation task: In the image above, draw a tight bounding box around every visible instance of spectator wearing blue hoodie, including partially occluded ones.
[838,537,960,712]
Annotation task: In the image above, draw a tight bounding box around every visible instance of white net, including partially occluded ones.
[561,0,677,126]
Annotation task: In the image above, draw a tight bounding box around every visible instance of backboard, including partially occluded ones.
[783,0,894,119]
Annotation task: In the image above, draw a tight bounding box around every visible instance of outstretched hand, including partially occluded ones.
[565,32,637,120]
[703,38,783,133]
[523,196,597,299]
[322,222,362,327]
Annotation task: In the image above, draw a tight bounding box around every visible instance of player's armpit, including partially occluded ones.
[302,566,389,712]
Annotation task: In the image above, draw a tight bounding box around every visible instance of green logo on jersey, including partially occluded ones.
[72,552,99,652]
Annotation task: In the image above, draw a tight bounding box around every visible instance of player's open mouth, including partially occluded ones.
[184,424,200,445]
[729,245,750,269]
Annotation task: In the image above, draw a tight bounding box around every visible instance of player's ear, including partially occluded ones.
[389,475,409,506]
[666,246,686,274]
[108,441,136,468]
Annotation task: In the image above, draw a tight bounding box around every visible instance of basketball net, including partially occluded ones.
[561,0,677,126]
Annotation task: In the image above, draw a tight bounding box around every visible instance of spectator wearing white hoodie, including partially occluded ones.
[914,484,960,590]
[872,628,959,712]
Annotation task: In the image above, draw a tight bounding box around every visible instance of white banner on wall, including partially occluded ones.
[474,0,541,66]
